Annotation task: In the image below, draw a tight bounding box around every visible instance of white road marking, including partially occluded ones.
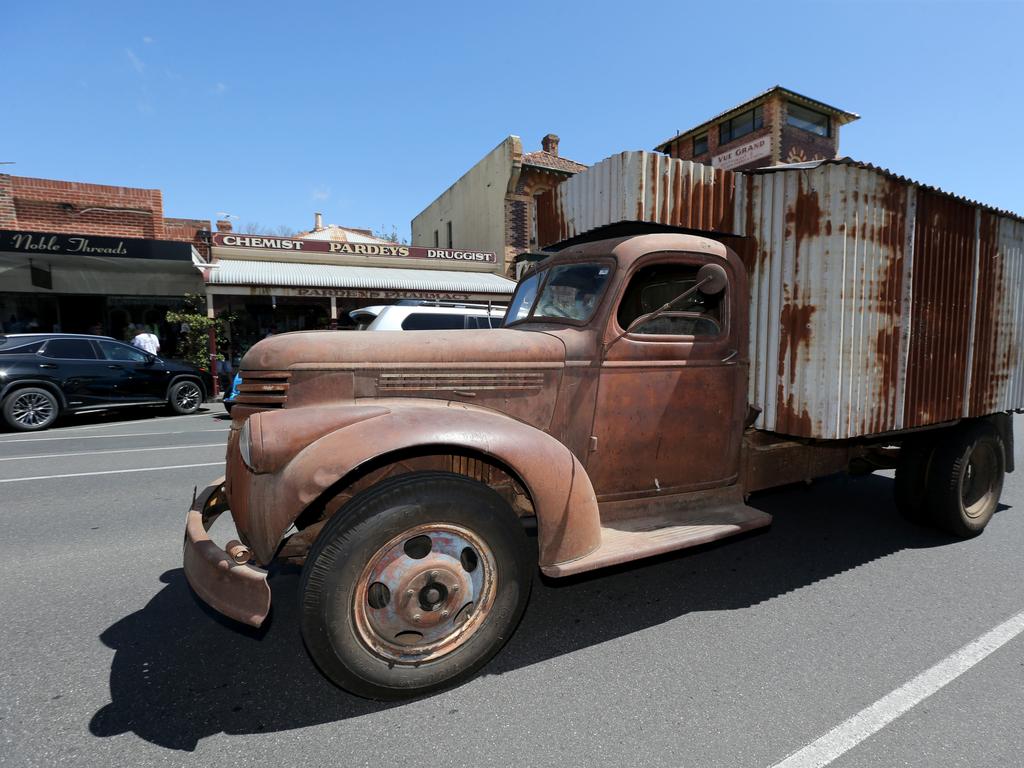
[0,462,224,483]
[771,609,1024,768]
[0,428,228,444]
[0,443,224,462]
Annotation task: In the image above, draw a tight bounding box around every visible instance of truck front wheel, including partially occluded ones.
[299,471,532,700]
[927,422,1005,538]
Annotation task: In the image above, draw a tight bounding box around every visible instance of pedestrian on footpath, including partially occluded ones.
[131,324,161,356]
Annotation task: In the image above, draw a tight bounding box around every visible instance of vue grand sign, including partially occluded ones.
[0,230,193,261]
[212,232,497,264]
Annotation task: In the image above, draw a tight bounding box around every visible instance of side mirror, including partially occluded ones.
[697,263,728,295]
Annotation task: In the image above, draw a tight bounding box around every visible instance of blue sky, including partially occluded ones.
[5,1,1023,241]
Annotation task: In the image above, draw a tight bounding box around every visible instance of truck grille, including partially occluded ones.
[235,370,290,408]
[377,371,545,392]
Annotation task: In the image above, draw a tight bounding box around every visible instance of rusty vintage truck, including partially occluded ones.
[184,156,1023,700]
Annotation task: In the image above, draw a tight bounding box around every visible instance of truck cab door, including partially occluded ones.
[585,253,746,501]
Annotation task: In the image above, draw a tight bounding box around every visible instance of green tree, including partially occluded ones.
[166,295,236,370]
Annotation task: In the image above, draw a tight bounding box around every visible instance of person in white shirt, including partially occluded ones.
[131,325,161,356]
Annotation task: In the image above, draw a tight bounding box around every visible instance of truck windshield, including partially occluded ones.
[505,263,611,325]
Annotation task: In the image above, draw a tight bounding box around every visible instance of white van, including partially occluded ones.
[349,302,507,331]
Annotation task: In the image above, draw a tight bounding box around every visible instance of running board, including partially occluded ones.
[541,504,772,577]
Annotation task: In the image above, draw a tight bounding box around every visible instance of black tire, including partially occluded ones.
[299,471,533,700]
[894,439,935,524]
[167,379,203,415]
[2,387,59,432]
[926,421,1005,538]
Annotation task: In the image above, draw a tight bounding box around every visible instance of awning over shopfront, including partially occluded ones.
[205,259,517,296]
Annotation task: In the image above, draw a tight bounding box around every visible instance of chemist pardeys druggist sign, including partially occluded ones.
[212,233,497,264]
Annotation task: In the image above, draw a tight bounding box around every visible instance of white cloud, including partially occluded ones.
[311,185,331,201]
[125,48,145,74]
[211,82,228,95]
[142,36,154,44]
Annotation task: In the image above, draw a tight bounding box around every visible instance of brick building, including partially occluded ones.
[655,86,859,171]
[0,173,209,339]
[411,134,586,275]
[509,134,587,255]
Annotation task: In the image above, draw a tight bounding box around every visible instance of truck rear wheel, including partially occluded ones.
[927,422,1005,538]
[299,471,532,700]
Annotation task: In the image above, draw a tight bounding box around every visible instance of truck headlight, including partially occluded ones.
[239,420,254,470]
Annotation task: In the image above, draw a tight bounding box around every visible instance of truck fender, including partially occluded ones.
[248,403,602,569]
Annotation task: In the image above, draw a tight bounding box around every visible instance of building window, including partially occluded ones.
[693,133,708,156]
[719,105,764,145]
[787,102,830,137]
[433,229,439,247]
[446,221,453,249]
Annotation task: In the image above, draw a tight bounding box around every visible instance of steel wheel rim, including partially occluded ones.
[353,522,498,664]
[175,383,201,411]
[962,442,998,518]
[11,392,54,427]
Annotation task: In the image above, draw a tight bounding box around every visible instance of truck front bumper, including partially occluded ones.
[183,478,271,627]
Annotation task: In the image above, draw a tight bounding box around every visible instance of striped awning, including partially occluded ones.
[204,259,517,294]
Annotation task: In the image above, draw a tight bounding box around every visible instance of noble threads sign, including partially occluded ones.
[212,233,497,264]
[0,230,193,261]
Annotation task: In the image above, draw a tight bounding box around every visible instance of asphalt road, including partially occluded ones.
[1,407,1022,767]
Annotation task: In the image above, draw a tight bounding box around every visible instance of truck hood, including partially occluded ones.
[242,328,566,370]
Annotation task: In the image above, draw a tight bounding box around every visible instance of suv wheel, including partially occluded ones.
[3,387,59,431]
[168,380,203,415]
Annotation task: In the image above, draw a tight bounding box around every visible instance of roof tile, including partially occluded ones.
[522,151,587,174]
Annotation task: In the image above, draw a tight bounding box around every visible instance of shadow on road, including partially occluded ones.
[89,472,1004,751]
[0,405,221,434]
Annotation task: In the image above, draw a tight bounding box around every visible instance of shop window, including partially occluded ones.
[719,105,764,145]
[41,338,98,359]
[693,133,708,156]
[617,262,723,337]
[402,313,466,330]
[787,102,830,137]
[446,221,453,249]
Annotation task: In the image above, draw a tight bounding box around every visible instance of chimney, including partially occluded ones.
[314,211,323,230]
[541,133,560,156]
[216,219,233,233]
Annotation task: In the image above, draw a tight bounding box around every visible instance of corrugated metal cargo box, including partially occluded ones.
[536,151,745,244]
[537,152,1024,440]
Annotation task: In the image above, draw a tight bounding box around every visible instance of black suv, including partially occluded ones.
[0,334,212,431]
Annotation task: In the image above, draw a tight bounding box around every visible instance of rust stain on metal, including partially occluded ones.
[793,180,823,239]
[903,188,976,427]
[969,211,1013,415]
[776,301,817,435]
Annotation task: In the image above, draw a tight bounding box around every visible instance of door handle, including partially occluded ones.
[39,363,57,369]
[107,365,123,369]
[721,349,738,362]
